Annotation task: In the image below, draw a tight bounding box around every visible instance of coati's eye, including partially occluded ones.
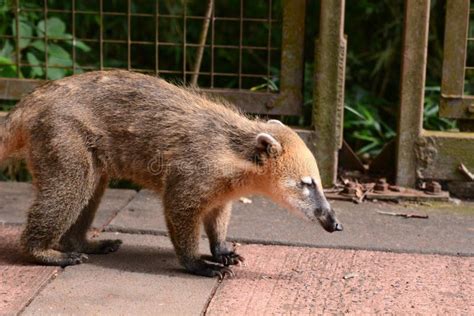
[300,176,314,186]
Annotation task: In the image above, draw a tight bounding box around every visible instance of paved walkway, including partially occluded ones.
[0,182,473,315]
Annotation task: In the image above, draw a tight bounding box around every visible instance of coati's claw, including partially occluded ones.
[217,267,234,280]
[185,259,236,278]
[217,252,245,267]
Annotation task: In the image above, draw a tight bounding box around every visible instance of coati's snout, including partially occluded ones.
[277,176,343,233]
[316,206,343,233]
[292,177,343,233]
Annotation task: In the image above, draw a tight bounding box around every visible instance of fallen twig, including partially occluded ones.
[239,197,252,204]
[376,210,428,219]
[459,163,474,181]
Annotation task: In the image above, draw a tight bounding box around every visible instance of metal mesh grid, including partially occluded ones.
[0,0,282,91]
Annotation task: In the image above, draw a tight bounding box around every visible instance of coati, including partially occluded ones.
[0,70,342,277]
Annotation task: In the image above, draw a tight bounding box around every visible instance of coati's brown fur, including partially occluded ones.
[0,70,342,277]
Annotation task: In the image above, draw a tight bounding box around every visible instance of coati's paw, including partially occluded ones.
[185,260,235,279]
[28,249,88,267]
[83,239,123,254]
[62,252,89,267]
[213,251,245,267]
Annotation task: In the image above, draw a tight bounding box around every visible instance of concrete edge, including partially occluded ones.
[104,226,474,258]
[19,270,60,315]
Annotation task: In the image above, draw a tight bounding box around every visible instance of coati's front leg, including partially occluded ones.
[163,198,234,278]
[203,203,244,266]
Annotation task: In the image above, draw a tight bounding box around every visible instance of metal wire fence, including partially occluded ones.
[0,0,282,91]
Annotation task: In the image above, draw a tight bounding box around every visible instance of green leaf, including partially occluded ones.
[48,55,72,67]
[48,44,70,60]
[344,104,366,120]
[73,40,91,53]
[0,40,14,57]
[46,67,66,80]
[30,40,46,52]
[12,18,32,49]
[37,17,66,38]
[0,56,18,77]
[26,52,44,77]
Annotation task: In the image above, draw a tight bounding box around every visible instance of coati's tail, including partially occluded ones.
[0,111,25,163]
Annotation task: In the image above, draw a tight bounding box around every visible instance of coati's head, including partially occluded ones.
[253,120,343,233]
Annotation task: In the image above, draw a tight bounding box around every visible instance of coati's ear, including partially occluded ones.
[256,133,282,157]
[267,119,285,126]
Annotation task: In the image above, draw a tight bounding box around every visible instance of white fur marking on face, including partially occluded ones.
[302,187,310,196]
[301,176,312,185]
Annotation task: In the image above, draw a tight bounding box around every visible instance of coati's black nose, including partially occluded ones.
[334,223,343,231]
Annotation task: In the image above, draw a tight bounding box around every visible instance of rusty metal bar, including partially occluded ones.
[439,96,474,119]
[238,0,243,89]
[155,0,159,75]
[0,77,298,115]
[440,0,469,108]
[0,34,278,50]
[183,0,187,83]
[14,0,20,78]
[395,0,430,187]
[99,0,104,70]
[127,0,131,71]
[269,0,305,113]
[313,0,346,187]
[210,0,215,88]
[0,78,41,100]
[266,0,273,92]
[19,7,279,22]
[72,0,76,74]
[43,0,48,79]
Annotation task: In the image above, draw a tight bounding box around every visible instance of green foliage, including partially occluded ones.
[1,9,90,80]
[344,86,396,156]
[423,87,457,131]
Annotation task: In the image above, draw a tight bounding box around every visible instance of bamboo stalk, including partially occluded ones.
[190,0,214,86]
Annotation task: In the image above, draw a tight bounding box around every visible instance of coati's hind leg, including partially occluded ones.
[58,174,122,255]
[21,176,94,267]
[203,203,244,266]
[21,130,101,267]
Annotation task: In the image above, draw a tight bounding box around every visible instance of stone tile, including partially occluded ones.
[0,182,136,229]
[23,233,218,316]
[206,244,474,315]
[0,182,33,225]
[108,189,167,233]
[93,189,137,229]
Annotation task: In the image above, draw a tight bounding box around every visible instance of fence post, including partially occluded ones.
[313,0,346,187]
[395,0,430,187]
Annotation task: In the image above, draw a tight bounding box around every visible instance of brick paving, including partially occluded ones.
[0,226,59,315]
[206,244,474,315]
